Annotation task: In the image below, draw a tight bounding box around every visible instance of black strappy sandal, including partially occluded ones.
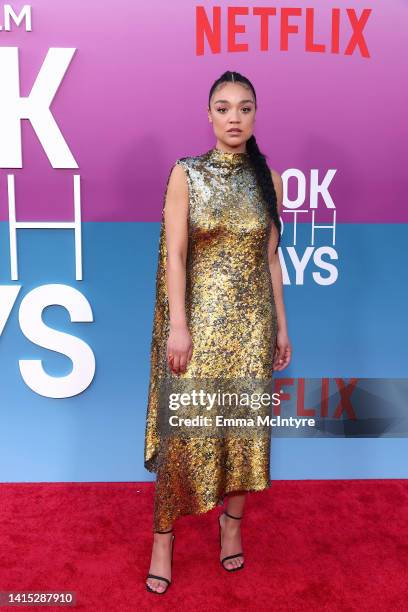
[146,528,175,594]
[218,511,245,572]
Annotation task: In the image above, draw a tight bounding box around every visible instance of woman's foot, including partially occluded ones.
[219,512,244,570]
[146,531,174,594]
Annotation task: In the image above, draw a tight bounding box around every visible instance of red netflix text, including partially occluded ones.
[196,6,372,58]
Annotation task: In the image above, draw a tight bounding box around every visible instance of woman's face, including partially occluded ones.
[208,82,256,152]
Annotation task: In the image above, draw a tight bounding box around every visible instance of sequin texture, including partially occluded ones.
[144,146,278,531]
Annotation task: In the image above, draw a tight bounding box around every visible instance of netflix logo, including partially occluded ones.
[196,6,372,58]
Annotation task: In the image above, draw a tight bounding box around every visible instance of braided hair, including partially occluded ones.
[208,70,282,253]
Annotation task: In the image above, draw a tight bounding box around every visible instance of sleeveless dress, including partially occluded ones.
[144,146,278,531]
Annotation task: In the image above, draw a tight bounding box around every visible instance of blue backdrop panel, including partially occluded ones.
[0,221,407,481]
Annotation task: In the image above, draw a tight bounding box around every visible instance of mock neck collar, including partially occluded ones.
[207,146,249,167]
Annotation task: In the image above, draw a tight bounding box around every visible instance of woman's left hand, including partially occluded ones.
[273,329,292,371]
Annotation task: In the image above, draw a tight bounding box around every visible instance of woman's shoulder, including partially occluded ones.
[268,166,282,184]
[173,152,203,169]
[167,154,200,188]
[268,166,283,211]
[169,155,202,185]
[174,148,213,168]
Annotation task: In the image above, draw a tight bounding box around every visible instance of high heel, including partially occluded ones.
[146,529,175,594]
[218,510,245,572]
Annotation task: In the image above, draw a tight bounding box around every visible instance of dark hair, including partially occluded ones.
[208,70,282,253]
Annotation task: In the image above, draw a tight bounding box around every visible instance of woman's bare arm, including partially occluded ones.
[163,163,192,374]
[267,168,292,370]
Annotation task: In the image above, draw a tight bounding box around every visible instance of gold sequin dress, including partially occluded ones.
[144,146,278,531]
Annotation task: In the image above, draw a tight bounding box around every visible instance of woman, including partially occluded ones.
[144,70,292,594]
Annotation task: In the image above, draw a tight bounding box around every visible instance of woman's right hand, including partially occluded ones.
[167,323,193,374]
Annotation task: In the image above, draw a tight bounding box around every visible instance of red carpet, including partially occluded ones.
[1,480,407,611]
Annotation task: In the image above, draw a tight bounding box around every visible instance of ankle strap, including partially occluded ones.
[224,511,243,520]
[154,528,173,534]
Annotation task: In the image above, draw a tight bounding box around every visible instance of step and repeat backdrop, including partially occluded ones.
[0,1,407,481]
